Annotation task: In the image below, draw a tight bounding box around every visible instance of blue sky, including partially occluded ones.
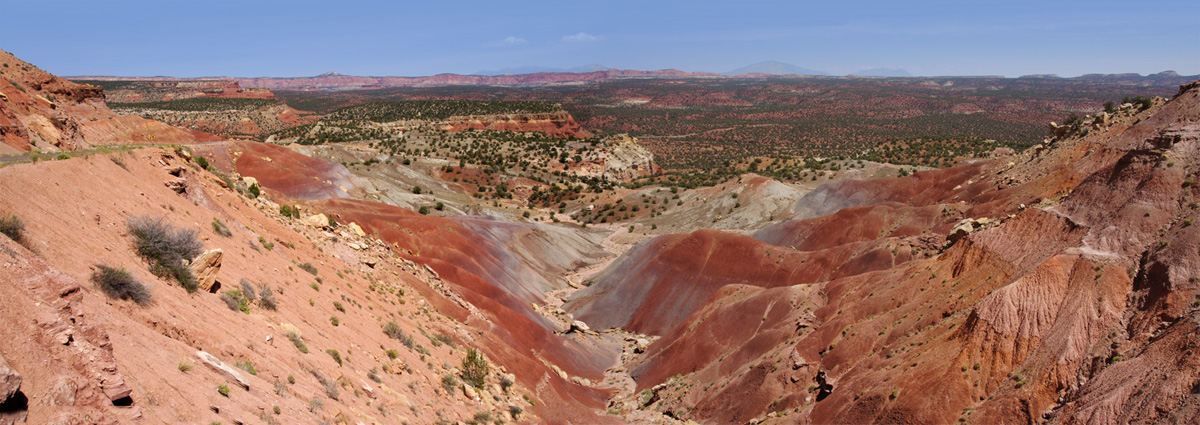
[3,0,1197,78]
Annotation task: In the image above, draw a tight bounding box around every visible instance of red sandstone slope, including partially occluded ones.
[192,139,622,422]
[0,49,215,154]
[570,81,1200,423]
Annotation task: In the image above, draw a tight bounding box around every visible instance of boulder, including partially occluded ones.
[347,222,366,237]
[945,218,990,247]
[196,351,249,390]
[568,320,591,334]
[305,213,328,227]
[461,383,478,400]
[0,353,21,403]
[189,249,223,292]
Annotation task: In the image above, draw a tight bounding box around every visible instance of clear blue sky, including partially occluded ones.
[3,0,1197,78]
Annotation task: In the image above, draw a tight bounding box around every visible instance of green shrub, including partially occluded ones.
[221,290,250,313]
[91,265,151,305]
[258,236,274,251]
[333,301,345,312]
[194,156,210,170]
[385,349,399,359]
[127,215,202,292]
[461,348,489,389]
[326,349,342,366]
[247,183,260,199]
[330,316,339,326]
[0,214,25,243]
[217,384,230,397]
[56,153,71,160]
[279,205,300,219]
[418,206,430,215]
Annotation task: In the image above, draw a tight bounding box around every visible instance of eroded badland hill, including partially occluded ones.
[3,47,1200,424]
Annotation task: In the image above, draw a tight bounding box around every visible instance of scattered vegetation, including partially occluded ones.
[259,284,279,310]
[127,215,202,292]
[91,264,152,305]
[217,384,230,397]
[326,349,343,366]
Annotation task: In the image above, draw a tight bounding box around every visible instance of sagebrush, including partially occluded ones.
[127,215,202,292]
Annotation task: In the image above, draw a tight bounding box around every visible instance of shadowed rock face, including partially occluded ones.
[566,81,1200,423]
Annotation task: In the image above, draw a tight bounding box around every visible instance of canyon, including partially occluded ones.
[3,46,1200,425]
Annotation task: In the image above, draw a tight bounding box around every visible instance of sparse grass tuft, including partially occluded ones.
[127,215,202,292]
[211,218,232,237]
[217,384,230,397]
[383,321,415,348]
[91,264,152,305]
[235,360,258,376]
[178,360,194,373]
[326,349,343,366]
[441,374,459,393]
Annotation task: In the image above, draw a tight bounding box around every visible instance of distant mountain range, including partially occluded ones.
[69,67,1196,91]
[474,64,610,76]
[725,61,828,76]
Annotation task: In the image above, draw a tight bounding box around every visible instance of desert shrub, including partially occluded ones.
[313,370,339,400]
[285,331,309,353]
[385,349,399,359]
[326,349,343,366]
[418,206,430,215]
[298,262,318,275]
[279,205,300,219]
[91,265,152,305]
[127,215,202,292]
[221,290,250,313]
[500,375,514,391]
[194,156,210,170]
[247,183,260,199]
[239,279,257,303]
[330,316,339,326]
[259,285,278,310]
[0,214,25,243]
[211,218,232,237]
[333,301,345,312]
[217,384,230,397]
[461,348,489,389]
[177,360,194,372]
[368,368,382,383]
